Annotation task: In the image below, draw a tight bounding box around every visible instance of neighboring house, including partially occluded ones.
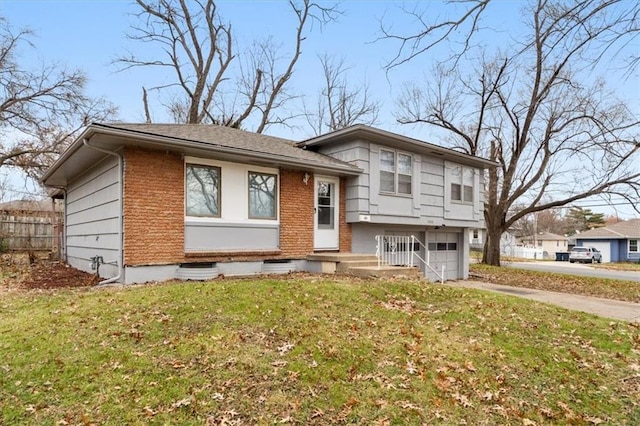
[500,230,519,257]
[0,199,62,251]
[468,228,484,250]
[520,232,569,259]
[42,123,496,284]
[574,219,640,263]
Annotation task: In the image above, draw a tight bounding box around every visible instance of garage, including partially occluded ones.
[426,231,461,281]
[586,241,611,263]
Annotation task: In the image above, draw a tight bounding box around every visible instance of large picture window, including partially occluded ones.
[380,149,412,195]
[186,164,221,217]
[450,166,474,203]
[248,172,277,219]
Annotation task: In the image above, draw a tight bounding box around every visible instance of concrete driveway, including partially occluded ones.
[448,280,640,323]
[505,261,640,282]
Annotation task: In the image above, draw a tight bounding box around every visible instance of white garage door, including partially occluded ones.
[427,232,460,281]
[588,242,611,263]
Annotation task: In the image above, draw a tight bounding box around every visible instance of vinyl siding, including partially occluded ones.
[318,140,485,228]
[65,156,120,277]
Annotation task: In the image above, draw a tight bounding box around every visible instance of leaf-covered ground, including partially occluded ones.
[470,264,640,303]
[1,275,639,425]
[593,263,640,272]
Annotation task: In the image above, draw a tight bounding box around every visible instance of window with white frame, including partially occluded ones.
[248,172,277,219]
[186,164,221,217]
[630,239,639,253]
[450,165,474,203]
[380,149,412,195]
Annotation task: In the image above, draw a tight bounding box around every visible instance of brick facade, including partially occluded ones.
[339,176,352,252]
[122,152,351,266]
[123,147,184,265]
[279,169,315,256]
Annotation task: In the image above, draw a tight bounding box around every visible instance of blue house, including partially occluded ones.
[574,219,640,263]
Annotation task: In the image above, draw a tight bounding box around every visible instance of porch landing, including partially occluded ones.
[306,253,422,278]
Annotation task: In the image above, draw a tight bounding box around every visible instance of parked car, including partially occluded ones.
[569,247,602,264]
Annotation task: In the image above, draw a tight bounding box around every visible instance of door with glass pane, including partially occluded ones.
[314,176,339,250]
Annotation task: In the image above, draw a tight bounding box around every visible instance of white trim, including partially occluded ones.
[184,156,278,174]
[379,148,414,196]
[184,156,280,224]
[314,175,340,250]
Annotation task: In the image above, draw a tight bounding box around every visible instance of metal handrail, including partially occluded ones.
[374,235,445,284]
[411,236,445,284]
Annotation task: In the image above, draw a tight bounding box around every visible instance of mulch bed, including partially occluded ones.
[20,261,100,289]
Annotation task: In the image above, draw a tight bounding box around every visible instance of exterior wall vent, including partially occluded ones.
[176,262,219,281]
[262,259,296,274]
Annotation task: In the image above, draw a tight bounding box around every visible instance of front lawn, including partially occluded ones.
[593,262,640,272]
[1,276,639,424]
[471,264,640,303]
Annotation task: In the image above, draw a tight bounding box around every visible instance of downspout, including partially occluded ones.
[82,138,124,285]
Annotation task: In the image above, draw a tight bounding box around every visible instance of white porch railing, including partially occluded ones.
[375,235,445,284]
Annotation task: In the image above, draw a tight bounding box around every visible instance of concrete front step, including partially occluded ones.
[336,259,381,272]
[346,265,422,278]
[307,253,378,262]
[306,253,422,278]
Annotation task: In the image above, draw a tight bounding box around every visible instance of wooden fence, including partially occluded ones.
[0,214,61,252]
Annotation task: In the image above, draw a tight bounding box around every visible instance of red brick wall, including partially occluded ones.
[123,147,184,265]
[123,153,350,265]
[279,169,315,256]
[339,176,352,252]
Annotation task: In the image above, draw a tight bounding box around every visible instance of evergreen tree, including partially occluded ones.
[565,207,606,234]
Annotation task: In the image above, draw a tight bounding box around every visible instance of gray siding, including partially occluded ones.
[185,222,279,252]
[66,157,120,278]
[351,223,467,280]
[319,140,370,222]
[319,140,486,229]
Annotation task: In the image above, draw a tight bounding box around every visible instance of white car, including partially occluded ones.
[569,247,602,264]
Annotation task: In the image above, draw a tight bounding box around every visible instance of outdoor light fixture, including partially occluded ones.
[303,172,310,185]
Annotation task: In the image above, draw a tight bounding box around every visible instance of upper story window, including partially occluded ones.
[248,172,277,219]
[450,165,475,203]
[186,164,221,217]
[380,149,412,195]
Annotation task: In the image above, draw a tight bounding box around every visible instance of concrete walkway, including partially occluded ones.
[445,280,640,323]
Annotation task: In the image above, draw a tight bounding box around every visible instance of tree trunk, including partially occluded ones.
[482,223,502,266]
[482,205,504,266]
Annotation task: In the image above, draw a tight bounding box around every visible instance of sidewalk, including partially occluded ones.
[445,280,640,323]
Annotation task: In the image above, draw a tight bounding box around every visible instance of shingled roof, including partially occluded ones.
[95,123,361,173]
[522,232,568,241]
[575,219,640,239]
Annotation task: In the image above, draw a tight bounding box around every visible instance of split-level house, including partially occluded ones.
[42,123,496,284]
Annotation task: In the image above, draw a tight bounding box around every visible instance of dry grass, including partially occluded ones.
[1,275,639,424]
[470,263,640,303]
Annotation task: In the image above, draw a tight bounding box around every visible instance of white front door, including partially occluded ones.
[314,176,339,250]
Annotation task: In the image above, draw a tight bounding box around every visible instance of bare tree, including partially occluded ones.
[379,0,490,71]
[392,0,640,265]
[305,54,381,135]
[117,0,339,131]
[0,18,116,181]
